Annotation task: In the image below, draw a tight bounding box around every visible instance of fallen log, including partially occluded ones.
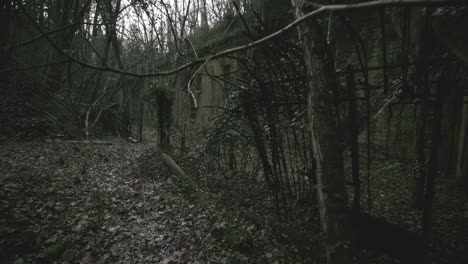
[160,152,200,197]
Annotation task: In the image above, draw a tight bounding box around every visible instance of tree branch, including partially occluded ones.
[14,0,459,109]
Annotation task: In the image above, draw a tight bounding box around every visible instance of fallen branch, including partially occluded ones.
[160,153,200,197]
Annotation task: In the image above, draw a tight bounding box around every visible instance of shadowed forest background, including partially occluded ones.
[1,0,468,263]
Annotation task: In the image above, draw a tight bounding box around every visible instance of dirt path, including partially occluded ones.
[0,142,248,263]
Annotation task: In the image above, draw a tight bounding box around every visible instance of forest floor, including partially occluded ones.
[1,141,467,264]
[0,141,305,264]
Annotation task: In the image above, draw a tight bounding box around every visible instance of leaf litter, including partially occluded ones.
[0,142,303,263]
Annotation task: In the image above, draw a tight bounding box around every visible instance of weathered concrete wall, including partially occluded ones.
[159,7,468,184]
[171,57,239,130]
[358,81,467,178]
[197,57,239,125]
[358,103,417,161]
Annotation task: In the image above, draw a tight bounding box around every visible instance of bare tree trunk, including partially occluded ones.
[0,0,13,90]
[411,7,431,208]
[291,1,349,263]
[43,0,92,94]
[138,102,144,142]
[456,98,468,189]
[156,90,173,150]
[200,0,208,27]
[347,65,360,212]
[461,124,468,199]
[422,62,444,264]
